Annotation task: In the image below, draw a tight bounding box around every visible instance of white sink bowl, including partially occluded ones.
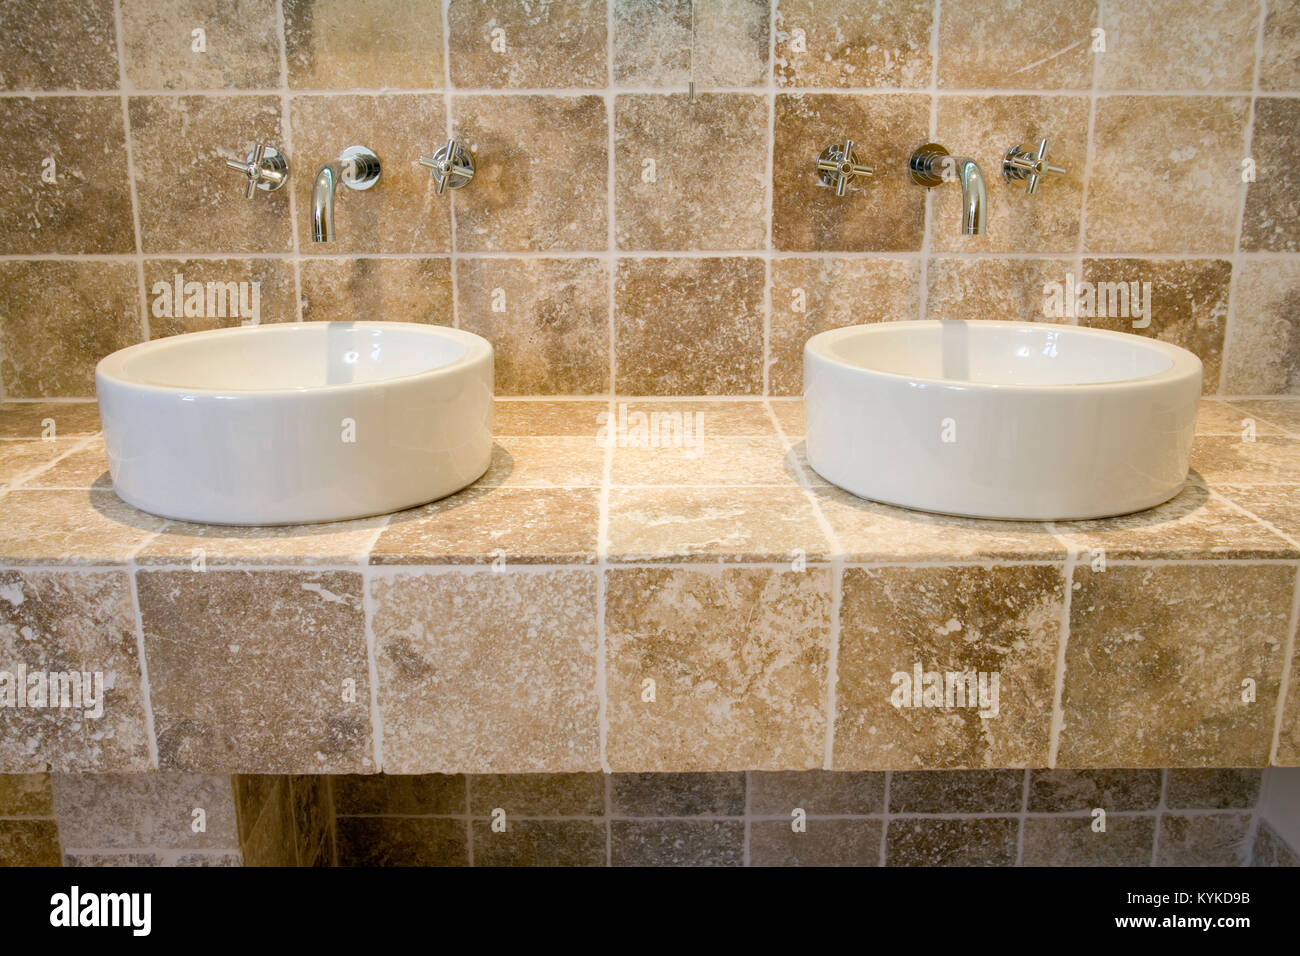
[804,320,1202,520]
[97,322,493,525]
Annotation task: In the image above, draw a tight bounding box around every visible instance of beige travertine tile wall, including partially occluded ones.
[2,0,1298,398]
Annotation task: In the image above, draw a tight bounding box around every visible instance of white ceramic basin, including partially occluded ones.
[804,320,1202,520]
[96,322,493,525]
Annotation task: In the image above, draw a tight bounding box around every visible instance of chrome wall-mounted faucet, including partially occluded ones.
[1003,138,1066,194]
[419,138,475,194]
[908,143,987,235]
[311,145,382,242]
[224,144,289,198]
[816,140,874,196]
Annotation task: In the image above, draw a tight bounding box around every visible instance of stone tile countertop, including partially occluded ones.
[0,398,1298,776]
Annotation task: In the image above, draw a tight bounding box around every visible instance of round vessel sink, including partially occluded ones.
[804,320,1202,520]
[96,322,493,525]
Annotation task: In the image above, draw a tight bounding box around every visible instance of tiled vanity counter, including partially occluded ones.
[1,398,1298,776]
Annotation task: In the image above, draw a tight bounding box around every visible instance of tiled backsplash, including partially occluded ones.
[1,0,1298,399]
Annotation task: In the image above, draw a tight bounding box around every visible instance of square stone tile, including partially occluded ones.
[886,818,1019,866]
[456,257,609,393]
[137,569,374,772]
[291,93,449,254]
[834,565,1065,769]
[0,820,61,865]
[477,437,604,489]
[1022,816,1155,866]
[1058,564,1292,767]
[611,820,744,865]
[611,772,745,816]
[1198,399,1288,437]
[52,772,238,849]
[451,95,607,251]
[773,94,929,252]
[0,262,142,398]
[774,0,933,88]
[1215,485,1300,542]
[615,93,766,250]
[605,567,831,771]
[372,569,601,773]
[447,0,606,88]
[1084,96,1248,253]
[144,258,298,334]
[0,97,133,254]
[927,257,1076,322]
[749,770,885,815]
[8,438,108,491]
[1261,1,1300,90]
[1223,400,1300,435]
[0,570,151,772]
[1222,260,1300,394]
[0,402,101,440]
[1166,769,1262,809]
[889,770,1025,812]
[131,95,292,253]
[284,0,444,89]
[472,819,606,865]
[336,817,467,866]
[1253,822,1300,865]
[936,0,1097,89]
[299,257,450,325]
[471,773,605,816]
[1156,813,1252,866]
[769,399,804,437]
[0,773,54,816]
[371,487,600,565]
[333,774,466,815]
[120,0,281,89]
[1191,434,1300,484]
[493,400,608,437]
[1242,98,1300,252]
[1027,769,1162,811]
[614,256,764,394]
[0,0,118,90]
[751,818,882,866]
[769,257,920,395]
[1099,0,1259,90]
[0,490,163,565]
[615,0,769,88]
[0,438,87,491]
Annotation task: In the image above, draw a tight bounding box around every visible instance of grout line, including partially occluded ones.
[272,0,303,324]
[111,0,150,346]
[360,517,391,773]
[1268,565,1300,765]
[1045,532,1078,768]
[442,0,459,330]
[1210,487,1300,550]
[465,774,474,866]
[125,562,160,770]
[1150,769,1169,865]
[604,771,612,867]
[879,770,891,866]
[761,0,776,396]
[1015,768,1031,865]
[918,0,941,319]
[743,768,751,867]
[606,0,617,397]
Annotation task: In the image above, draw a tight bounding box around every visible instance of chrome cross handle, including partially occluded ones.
[223,144,289,199]
[816,140,874,197]
[419,139,475,195]
[1002,138,1065,195]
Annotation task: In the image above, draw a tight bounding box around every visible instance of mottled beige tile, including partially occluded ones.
[1054,477,1297,560]
[811,485,1066,562]
[471,773,605,816]
[0,97,133,254]
[769,399,805,437]
[886,818,1019,866]
[932,96,1087,252]
[284,0,444,89]
[1261,1,1300,90]
[0,0,118,90]
[337,816,467,866]
[0,262,141,398]
[371,487,600,565]
[749,770,885,815]
[607,486,831,563]
[1027,769,1162,811]
[0,438,86,491]
[615,256,765,394]
[1222,260,1300,394]
[1085,96,1248,253]
[1191,434,1300,484]
[473,819,605,866]
[120,0,280,89]
[605,400,777,437]
[615,94,766,250]
[927,257,1076,322]
[612,772,745,815]
[937,0,1096,89]
[477,437,604,489]
[773,94,929,252]
[447,0,606,88]
[1199,399,1287,436]
[1099,0,1258,90]
[10,438,110,491]
[0,572,148,775]
[610,436,795,486]
[1156,813,1251,866]
[299,257,451,325]
[1167,769,1261,809]
[1058,564,1291,767]
[1215,485,1300,542]
[1242,98,1300,251]
[0,490,163,565]
[1225,400,1300,435]
[52,772,238,850]
[615,0,769,88]
[333,773,465,815]
[291,93,448,254]
[0,820,61,865]
[451,95,607,251]
[137,570,373,772]
[456,257,608,393]
[0,773,53,816]
[131,95,292,253]
[373,569,600,773]
[769,257,920,395]
[751,818,882,866]
[774,0,932,88]
[889,770,1025,812]
[493,400,608,437]
[605,567,831,771]
[612,820,744,866]
[144,258,297,334]
[0,402,101,440]
[1022,816,1155,866]
[137,514,385,566]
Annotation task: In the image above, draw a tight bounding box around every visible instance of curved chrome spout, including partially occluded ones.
[311,161,342,243]
[954,156,987,236]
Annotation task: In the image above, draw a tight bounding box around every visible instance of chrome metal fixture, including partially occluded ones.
[815,140,874,196]
[1002,138,1066,194]
[223,144,289,198]
[908,143,987,236]
[419,138,475,194]
[311,145,382,243]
